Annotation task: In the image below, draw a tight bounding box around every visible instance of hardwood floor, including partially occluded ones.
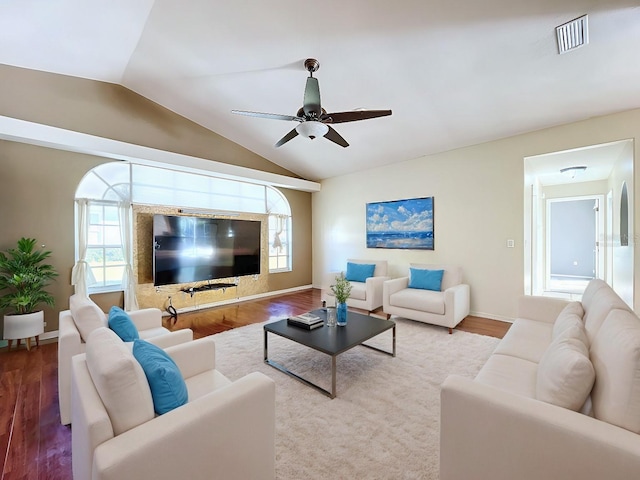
[0,288,510,479]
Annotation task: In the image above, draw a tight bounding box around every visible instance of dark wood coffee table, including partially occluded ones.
[263,309,396,398]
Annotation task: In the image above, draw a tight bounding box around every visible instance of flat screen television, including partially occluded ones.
[153,215,261,286]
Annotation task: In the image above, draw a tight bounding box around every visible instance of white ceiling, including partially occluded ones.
[525,139,631,186]
[1,0,639,181]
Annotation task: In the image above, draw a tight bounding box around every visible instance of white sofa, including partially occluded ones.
[441,279,640,480]
[383,264,469,333]
[72,327,276,480]
[58,294,193,425]
[323,259,390,313]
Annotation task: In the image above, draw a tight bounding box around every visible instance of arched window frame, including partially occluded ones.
[75,162,293,295]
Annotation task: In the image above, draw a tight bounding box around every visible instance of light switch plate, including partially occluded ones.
[507,239,515,248]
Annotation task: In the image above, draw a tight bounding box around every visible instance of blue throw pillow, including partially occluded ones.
[409,268,445,291]
[133,339,188,415]
[108,306,139,342]
[345,262,376,283]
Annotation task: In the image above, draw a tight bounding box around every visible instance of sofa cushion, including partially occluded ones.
[69,294,107,342]
[389,288,444,315]
[493,318,553,364]
[348,282,367,301]
[346,262,376,283]
[475,354,538,398]
[553,311,590,349]
[409,268,444,291]
[555,301,584,324]
[590,309,640,434]
[108,306,140,342]
[133,340,188,415]
[583,284,631,343]
[553,302,585,338]
[85,327,154,436]
[536,337,595,411]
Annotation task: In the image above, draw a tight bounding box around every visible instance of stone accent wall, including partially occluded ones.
[133,205,269,313]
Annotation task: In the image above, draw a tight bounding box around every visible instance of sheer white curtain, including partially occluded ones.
[118,201,139,311]
[71,199,97,297]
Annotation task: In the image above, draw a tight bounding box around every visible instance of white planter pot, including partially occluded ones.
[3,311,45,342]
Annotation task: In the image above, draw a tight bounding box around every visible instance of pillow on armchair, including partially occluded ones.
[69,294,107,342]
[408,268,445,291]
[85,328,155,435]
[108,306,140,342]
[345,262,376,283]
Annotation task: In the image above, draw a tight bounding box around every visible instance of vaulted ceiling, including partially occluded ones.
[1,0,639,181]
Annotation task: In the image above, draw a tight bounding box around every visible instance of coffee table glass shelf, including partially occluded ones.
[263,309,396,398]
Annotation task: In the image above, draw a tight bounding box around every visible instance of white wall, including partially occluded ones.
[610,141,634,306]
[312,108,640,321]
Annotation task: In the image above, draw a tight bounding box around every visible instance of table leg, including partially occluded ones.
[392,324,396,357]
[331,356,337,398]
[263,330,268,362]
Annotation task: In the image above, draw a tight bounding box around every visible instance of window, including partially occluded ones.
[86,202,126,291]
[269,214,291,271]
[76,163,294,294]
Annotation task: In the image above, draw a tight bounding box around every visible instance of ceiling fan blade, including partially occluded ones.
[324,125,349,148]
[275,128,299,147]
[232,110,301,122]
[303,77,322,118]
[321,109,392,124]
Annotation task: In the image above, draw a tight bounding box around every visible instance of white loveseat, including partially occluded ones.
[324,259,390,313]
[441,279,640,480]
[383,264,469,333]
[72,327,276,480]
[58,294,193,425]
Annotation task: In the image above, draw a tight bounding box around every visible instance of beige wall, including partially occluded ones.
[313,108,639,321]
[0,141,108,334]
[0,66,313,336]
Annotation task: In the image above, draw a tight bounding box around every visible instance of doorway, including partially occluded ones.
[546,196,602,294]
[524,139,634,304]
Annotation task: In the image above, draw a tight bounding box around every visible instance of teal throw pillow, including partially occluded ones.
[133,339,188,415]
[409,268,445,291]
[108,306,139,342]
[345,262,376,283]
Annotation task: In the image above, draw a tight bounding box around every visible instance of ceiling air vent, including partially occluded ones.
[556,15,589,54]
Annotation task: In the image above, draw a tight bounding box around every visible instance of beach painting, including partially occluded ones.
[366,197,434,250]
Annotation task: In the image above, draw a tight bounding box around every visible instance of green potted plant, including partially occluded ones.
[331,272,352,326]
[0,237,58,350]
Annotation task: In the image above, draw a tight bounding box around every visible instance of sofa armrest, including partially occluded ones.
[384,277,409,296]
[145,328,193,349]
[443,284,470,323]
[92,372,276,480]
[128,308,163,332]
[517,295,570,324]
[164,336,216,379]
[441,375,640,480]
[365,275,390,306]
[59,310,84,425]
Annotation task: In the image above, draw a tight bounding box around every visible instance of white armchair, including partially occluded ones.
[71,328,276,480]
[58,294,193,425]
[383,264,470,333]
[323,259,390,313]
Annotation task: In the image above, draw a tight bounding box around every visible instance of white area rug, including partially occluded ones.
[212,318,499,480]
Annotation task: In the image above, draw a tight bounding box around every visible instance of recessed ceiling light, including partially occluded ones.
[556,15,589,54]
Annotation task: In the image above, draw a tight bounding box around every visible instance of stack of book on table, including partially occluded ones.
[287,312,323,330]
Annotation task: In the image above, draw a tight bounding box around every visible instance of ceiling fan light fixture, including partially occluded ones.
[560,165,587,179]
[296,121,328,140]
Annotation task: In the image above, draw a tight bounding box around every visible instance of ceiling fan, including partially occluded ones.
[232,58,392,148]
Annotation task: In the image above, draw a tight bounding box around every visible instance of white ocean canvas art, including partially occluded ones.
[366,196,434,250]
